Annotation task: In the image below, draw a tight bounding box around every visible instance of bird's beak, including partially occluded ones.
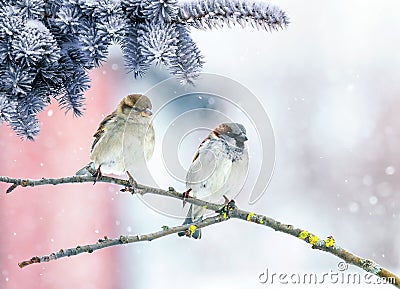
[238,133,248,142]
[141,108,153,117]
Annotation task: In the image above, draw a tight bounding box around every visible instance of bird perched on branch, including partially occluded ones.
[178,122,249,239]
[76,94,155,181]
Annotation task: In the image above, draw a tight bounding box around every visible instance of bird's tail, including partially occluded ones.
[75,162,96,176]
[178,204,202,239]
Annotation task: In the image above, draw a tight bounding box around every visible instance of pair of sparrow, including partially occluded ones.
[77,94,249,239]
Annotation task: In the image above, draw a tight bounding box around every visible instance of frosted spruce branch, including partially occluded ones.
[0,175,398,287]
[178,0,289,31]
[0,0,289,140]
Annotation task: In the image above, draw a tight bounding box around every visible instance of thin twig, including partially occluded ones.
[18,215,225,268]
[0,175,399,287]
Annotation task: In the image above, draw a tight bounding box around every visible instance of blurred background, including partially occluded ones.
[1,0,399,288]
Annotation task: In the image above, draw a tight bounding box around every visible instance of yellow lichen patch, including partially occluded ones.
[299,231,309,240]
[325,236,335,247]
[309,235,319,245]
[246,212,255,221]
[222,212,228,219]
[258,218,264,224]
[188,225,197,236]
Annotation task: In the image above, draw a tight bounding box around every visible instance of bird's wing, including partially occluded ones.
[185,143,219,188]
[186,140,234,200]
[91,111,116,152]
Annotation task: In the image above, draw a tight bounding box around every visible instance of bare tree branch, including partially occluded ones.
[0,175,399,287]
[17,215,225,268]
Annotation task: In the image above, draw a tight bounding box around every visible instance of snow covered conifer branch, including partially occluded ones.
[0,0,289,139]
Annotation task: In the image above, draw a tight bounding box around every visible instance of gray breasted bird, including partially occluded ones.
[178,122,249,239]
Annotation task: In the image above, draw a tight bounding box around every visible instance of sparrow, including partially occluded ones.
[76,94,155,181]
[178,122,249,239]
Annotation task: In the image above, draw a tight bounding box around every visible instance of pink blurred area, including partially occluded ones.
[0,69,120,289]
